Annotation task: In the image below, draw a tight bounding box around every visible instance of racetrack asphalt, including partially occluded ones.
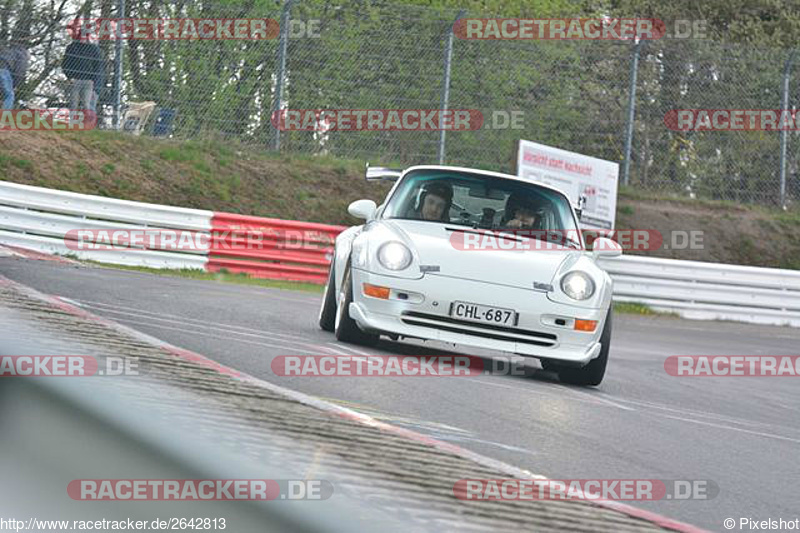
[2,256,799,532]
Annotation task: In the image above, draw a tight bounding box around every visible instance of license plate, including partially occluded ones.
[449,301,518,326]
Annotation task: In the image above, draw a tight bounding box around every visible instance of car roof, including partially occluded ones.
[401,165,573,202]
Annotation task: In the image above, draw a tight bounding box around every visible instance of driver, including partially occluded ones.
[416,181,453,221]
[504,192,544,230]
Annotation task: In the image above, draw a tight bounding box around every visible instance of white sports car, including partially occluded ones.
[319,165,622,386]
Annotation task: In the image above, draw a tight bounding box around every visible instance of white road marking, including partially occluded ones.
[321,344,361,356]
[609,396,787,430]
[57,296,83,307]
[461,377,634,411]
[659,414,800,445]
[322,397,537,455]
[73,301,338,353]
[560,387,636,411]
[72,299,314,342]
[93,318,318,354]
[329,343,375,356]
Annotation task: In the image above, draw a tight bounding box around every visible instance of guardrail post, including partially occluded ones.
[622,40,642,187]
[271,0,295,152]
[779,49,796,209]
[437,10,465,165]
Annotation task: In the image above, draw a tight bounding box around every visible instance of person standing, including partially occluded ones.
[63,22,104,113]
[0,39,30,109]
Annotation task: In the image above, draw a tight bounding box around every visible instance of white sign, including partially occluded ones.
[516,139,619,230]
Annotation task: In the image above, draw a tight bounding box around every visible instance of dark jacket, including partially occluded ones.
[0,44,30,88]
[62,41,105,89]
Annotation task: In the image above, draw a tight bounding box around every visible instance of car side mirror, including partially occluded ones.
[348,199,377,220]
[592,237,622,258]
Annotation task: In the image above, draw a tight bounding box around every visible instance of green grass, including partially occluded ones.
[78,260,325,293]
[620,185,800,220]
[613,301,676,316]
[0,154,33,171]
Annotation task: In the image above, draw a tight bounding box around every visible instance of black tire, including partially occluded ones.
[558,312,612,387]
[318,255,337,332]
[334,262,380,346]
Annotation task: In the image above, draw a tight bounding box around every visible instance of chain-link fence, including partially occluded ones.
[2,0,800,207]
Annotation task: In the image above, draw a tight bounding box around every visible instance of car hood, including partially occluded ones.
[378,219,577,289]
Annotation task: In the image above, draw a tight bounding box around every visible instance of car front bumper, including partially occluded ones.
[349,268,608,365]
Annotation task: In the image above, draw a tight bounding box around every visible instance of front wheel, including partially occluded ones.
[558,312,612,387]
[334,262,379,346]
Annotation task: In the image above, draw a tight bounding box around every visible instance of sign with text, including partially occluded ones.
[516,140,619,229]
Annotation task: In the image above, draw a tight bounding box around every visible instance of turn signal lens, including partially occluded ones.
[363,283,390,299]
[574,319,598,332]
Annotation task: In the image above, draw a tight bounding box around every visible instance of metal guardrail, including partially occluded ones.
[0,180,213,230]
[0,181,343,282]
[1,180,798,326]
[209,213,343,284]
[599,255,800,327]
[0,180,213,269]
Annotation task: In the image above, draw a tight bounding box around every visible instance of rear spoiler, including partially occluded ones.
[365,163,402,182]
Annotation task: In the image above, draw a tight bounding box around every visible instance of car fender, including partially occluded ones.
[332,225,363,303]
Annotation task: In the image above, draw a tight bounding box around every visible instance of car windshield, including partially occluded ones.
[382,169,581,248]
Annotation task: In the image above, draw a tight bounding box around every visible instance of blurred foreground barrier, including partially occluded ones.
[0,180,798,326]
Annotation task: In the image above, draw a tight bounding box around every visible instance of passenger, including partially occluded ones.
[504,193,543,230]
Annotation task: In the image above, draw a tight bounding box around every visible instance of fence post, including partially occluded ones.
[112,0,125,129]
[779,49,796,209]
[622,40,641,187]
[437,10,464,165]
[271,0,294,152]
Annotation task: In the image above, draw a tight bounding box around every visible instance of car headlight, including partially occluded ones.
[560,271,595,300]
[377,241,412,271]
